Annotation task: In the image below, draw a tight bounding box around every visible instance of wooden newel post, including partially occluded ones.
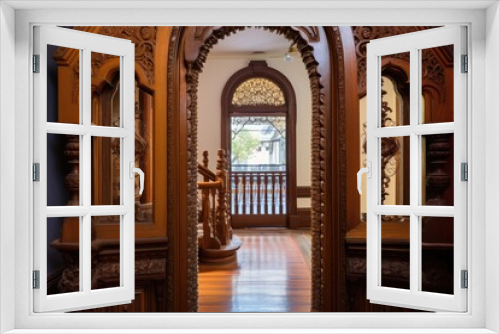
[216,149,229,245]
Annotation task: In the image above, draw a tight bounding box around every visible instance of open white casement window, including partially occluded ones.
[33,26,140,312]
[361,26,468,312]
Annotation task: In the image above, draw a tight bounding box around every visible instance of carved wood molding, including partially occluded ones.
[166,26,180,312]
[57,253,167,293]
[168,26,345,312]
[53,26,157,89]
[352,26,450,96]
[291,26,321,43]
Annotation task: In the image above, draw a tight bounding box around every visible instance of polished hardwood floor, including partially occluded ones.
[198,228,311,312]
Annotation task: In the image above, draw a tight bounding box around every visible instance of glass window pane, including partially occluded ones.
[380,136,409,205]
[231,116,286,168]
[92,137,121,206]
[91,216,121,290]
[380,53,410,127]
[47,134,80,206]
[380,215,410,290]
[47,217,80,295]
[421,216,454,295]
[91,52,121,127]
[47,45,80,124]
[421,45,454,124]
[421,134,454,206]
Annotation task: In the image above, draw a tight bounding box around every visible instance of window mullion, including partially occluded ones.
[409,47,420,294]
[82,48,92,294]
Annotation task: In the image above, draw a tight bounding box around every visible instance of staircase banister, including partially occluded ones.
[197,180,223,189]
[197,163,217,181]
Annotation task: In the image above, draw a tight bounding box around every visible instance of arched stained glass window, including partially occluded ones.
[231,77,285,106]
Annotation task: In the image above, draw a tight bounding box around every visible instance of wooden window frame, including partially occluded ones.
[221,60,297,227]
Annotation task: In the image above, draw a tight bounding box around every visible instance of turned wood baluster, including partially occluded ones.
[216,149,229,245]
[422,134,453,244]
[234,173,240,215]
[278,173,284,214]
[249,173,254,214]
[61,135,82,244]
[200,187,211,248]
[211,188,217,237]
[199,151,211,248]
[257,173,262,214]
[202,150,209,181]
[264,173,269,214]
[242,174,247,214]
[424,134,452,206]
[272,172,276,214]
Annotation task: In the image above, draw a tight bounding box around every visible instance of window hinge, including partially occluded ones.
[461,162,468,181]
[33,54,40,73]
[461,54,468,73]
[33,163,40,182]
[461,270,468,289]
[33,270,40,289]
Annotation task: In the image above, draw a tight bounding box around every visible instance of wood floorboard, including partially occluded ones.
[198,228,311,313]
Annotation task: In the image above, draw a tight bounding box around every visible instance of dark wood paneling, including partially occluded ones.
[296,186,311,198]
[231,214,286,228]
[289,208,311,229]
[51,237,168,313]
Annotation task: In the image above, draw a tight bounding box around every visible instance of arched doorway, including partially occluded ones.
[166,26,359,312]
[221,60,297,228]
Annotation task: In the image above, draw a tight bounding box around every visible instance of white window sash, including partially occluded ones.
[366,26,467,312]
[33,26,136,313]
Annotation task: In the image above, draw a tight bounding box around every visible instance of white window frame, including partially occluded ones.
[33,26,136,313]
[365,26,467,312]
[0,2,498,333]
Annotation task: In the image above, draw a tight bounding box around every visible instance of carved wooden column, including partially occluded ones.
[424,134,452,206]
[57,135,82,292]
[422,133,453,242]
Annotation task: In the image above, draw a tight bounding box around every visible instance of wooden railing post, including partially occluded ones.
[216,149,229,245]
[197,149,241,263]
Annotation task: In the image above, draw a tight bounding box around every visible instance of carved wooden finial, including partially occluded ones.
[216,149,224,172]
[202,150,209,168]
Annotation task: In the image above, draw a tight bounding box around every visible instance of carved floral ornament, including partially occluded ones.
[53,26,157,87]
[231,77,285,107]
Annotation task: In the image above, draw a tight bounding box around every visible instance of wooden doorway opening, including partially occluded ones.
[221,60,297,228]
[167,26,358,312]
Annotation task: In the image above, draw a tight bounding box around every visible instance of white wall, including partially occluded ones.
[0,2,16,333]
[485,2,500,332]
[198,53,312,208]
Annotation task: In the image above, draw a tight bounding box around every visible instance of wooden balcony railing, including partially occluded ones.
[230,171,287,215]
[197,150,242,263]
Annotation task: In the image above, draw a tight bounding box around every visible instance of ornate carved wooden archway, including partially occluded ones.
[166,26,358,312]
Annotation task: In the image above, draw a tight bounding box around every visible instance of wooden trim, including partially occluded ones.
[231,214,287,228]
[221,60,298,225]
[289,208,311,228]
[297,186,311,198]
